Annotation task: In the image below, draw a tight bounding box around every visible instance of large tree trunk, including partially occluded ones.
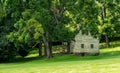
[42,34,53,59]
[67,42,70,54]
[105,34,110,47]
[101,2,110,47]
[45,40,52,59]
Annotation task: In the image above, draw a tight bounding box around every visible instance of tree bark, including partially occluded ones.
[49,40,53,56]
[45,40,53,59]
[42,34,53,59]
[67,42,70,54]
[44,47,47,56]
[105,34,110,47]
[38,42,42,56]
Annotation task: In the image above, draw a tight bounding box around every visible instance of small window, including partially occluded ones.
[81,44,84,48]
[91,44,94,48]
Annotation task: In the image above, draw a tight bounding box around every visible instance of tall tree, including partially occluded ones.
[7,0,69,58]
[28,0,75,58]
[97,0,120,47]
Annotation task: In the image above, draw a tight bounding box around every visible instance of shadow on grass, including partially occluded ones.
[45,51,120,62]
[3,56,44,63]
[16,57,39,62]
[2,49,120,63]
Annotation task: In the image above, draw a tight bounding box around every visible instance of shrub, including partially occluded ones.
[18,48,29,58]
[0,41,17,62]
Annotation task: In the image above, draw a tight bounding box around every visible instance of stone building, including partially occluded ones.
[70,31,100,56]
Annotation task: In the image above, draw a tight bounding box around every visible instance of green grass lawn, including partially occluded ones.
[0,42,120,73]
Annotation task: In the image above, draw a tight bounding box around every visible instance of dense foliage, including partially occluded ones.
[0,0,120,62]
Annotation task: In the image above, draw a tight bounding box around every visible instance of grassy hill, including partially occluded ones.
[0,41,120,73]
